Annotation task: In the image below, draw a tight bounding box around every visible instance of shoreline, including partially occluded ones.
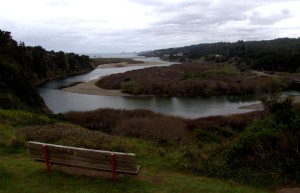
[62,77,131,96]
[239,95,300,109]
[62,61,300,109]
[62,61,163,96]
[97,60,164,69]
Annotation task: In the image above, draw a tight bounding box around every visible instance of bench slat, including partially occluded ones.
[33,159,140,174]
[29,148,136,164]
[30,150,138,172]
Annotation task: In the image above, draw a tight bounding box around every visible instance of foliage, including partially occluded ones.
[64,109,189,144]
[90,58,144,66]
[121,80,141,95]
[0,55,45,110]
[0,108,269,192]
[97,63,288,97]
[2,106,296,189]
[144,38,300,72]
[0,29,92,111]
[261,93,295,124]
[202,96,300,186]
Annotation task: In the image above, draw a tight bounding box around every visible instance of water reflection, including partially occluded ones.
[38,57,300,118]
[39,84,260,118]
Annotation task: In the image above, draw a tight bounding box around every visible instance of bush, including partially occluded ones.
[221,114,300,186]
[64,109,122,133]
[113,116,187,144]
[121,80,141,95]
[95,62,290,97]
[195,127,234,147]
[64,108,188,144]
[17,123,133,152]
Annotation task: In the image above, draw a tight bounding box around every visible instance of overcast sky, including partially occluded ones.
[0,0,300,53]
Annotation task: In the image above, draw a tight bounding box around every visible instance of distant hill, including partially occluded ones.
[0,30,93,111]
[142,38,300,72]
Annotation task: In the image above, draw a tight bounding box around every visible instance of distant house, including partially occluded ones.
[174,53,184,57]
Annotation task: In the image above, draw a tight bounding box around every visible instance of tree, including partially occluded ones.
[260,93,294,124]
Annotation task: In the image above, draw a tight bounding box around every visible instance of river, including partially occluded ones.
[38,55,299,119]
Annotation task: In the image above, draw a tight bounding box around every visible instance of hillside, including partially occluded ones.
[0,30,93,111]
[0,29,299,191]
[142,38,300,72]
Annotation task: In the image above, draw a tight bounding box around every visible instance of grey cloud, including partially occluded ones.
[47,0,71,7]
[129,0,165,6]
[249,8,292,25]
[2,0,299,53]
[128,0,298,50]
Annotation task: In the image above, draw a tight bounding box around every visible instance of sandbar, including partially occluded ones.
[62,61,164,96]
[62,77,130,96]
[63,61,300,108]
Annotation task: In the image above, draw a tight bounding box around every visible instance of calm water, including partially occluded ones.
[38,56,299,118]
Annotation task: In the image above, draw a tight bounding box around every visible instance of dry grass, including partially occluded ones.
[96,62,288,96]
[64,109,189,144]
[17,123,134,152]
[113,116,187,144]
[63,108,261,146]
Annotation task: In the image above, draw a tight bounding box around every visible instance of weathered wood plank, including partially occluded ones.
[33,159,140,174]
[28,141,140,174]
[30,150,138,172]
[29,148,136,164]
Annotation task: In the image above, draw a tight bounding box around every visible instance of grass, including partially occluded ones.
[0,109,275,192]
[0,153,269,193]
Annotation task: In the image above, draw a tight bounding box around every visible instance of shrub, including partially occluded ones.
[64,108,190,144]
[195,127,234,148]
[113,116,187,144]
[95,62,290,97]
[260,93,294,124]
[221,114,300,186]
[17,123,134,152]
[64,109,123,133]
[121,80,141,95]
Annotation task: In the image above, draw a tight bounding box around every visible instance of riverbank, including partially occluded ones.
[63,77,300,110]
[98,60,164,68]
[62,60,165,96]
[62,77,130,96]
[239,95,300,109]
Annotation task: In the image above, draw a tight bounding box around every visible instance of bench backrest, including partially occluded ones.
[28,141,140,174]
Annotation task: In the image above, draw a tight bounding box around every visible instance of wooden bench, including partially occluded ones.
[28,141,140,180]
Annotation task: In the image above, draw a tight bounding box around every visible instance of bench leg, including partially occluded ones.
[43,144,52,174]
[111,154,116,181]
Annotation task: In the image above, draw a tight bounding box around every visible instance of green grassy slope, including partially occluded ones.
[0,109,269,193]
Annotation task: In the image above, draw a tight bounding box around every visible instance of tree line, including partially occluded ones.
[143,38,300,72]
[0,30,92,111]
